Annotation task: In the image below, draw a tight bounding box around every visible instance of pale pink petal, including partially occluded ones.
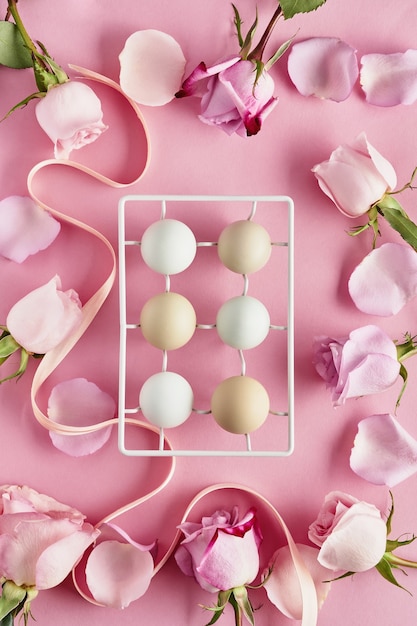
[48,378,115,456]
[361,50,417,106]
[288,37,358,101]
[35,523,99,589]
[350,414,417,487]
[352,132,397,190]
[119,30,186,106]
[35,81,107,159]
[263,544,331,620]
[349,242,417,315]
[317,502,386,572]
[6,275,82,354]
[85,541,154,608]
[0,196,60,263]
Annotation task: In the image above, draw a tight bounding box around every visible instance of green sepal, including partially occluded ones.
[0,581,27,621]
[232,4,244,48]
[203,590,232,626]
[386,536,417,553]
[0,347,30,384]
[375,556,410,593]
[1,90,44,122]
[0,20,32,69]
[396,363,408,408]
[264,33,297,71]
[376,195,417,252]
[0,334,21,358]
[0,612,14,626]
[239,9,259,59]
[386,491,395,535]
[280,0,327,19]
[323,570,355,584]
[232,586,255,626]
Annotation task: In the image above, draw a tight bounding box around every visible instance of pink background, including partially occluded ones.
[1,0,417,624]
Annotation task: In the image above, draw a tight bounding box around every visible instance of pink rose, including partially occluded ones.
[0,485,98,589]
[312,132,397,217]
[308,491,387,572]
[176,57,277,137]
[6,275,83,354]
[35,81,108,159]
[313,324,400,406]
[175,506,262,592]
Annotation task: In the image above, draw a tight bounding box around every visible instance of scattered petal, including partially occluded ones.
[85,540,154,608]
[0,196,60,263]
[350,413,417,487]
[288,37,358,101]
[48,378,115,456]
[349,242,417,316]
[361,50,417,106]
[119,30,186,106]
[263,544,331,619]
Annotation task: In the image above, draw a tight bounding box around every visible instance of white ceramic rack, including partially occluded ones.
[118,195,294,456]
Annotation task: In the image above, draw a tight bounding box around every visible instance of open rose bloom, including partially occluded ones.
[176,57,277,137]
[313,325,400,406]
[35,81,108,159]
[0,485,98,590]
[308,491,387,572]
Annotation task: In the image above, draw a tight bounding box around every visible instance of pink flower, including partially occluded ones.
[35,81,108,159]
[6,275,82,354]
[176,57,278,137]
[312,132,397,217]
[175,507,262,592]
[287,37,358,102]
[0,196,60,263]
[0,484,98,589]
[263,544,332,620]
[47,378,115,457]
[350,413,417,487]
[360,50,417,106]
[119,30,186,106]
[349,242,417,316]
[308,491,387,572]
[313,325,400,406]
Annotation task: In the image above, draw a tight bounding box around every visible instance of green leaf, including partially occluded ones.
[280,0,328,19]
[0,21,32,69]
[376,197,417,251]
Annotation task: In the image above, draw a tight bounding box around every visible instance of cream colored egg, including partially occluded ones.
[216,295,270,349]
[139,371,194,428]
[218,220,271,274]
[211,375,270,434]
[140,292,196,350]
[141,218,197,275]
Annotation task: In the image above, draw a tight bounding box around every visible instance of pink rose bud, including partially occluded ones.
[313,324,400,406]
[0,484,98,589]
[6,275,82,354]
[175,506,262,592]
[312,132,397,217]
[308,491,387,572]
[35,81,108,159]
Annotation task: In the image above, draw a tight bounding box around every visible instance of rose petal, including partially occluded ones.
[361,50,417,106]
[176,56,241,97]
[119,30,186,106]
[6,275,82,354]
[263,544,331,619]
[350,413,417,487]
[85,541,154,608]
[48,378,115,457]
[0,196,60,263]
[349,242,417,315]
[288,37,359,101]
[317,502,387,572]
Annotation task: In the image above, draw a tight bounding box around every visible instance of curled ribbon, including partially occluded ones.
[21,66,318,626]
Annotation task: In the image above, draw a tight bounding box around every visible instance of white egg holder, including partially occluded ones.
[118,194,294,457]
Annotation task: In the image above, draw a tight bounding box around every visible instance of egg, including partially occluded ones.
[211,375,270,434]
[216,295,270,349]
[139,371,194,428]
[141,218,197,275]
[217,220,271,274]
[140,292,196,350]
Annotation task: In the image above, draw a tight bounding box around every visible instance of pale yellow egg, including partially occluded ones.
[211,375,270,434]
[217,220,271,274]
[140,292,196,350]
